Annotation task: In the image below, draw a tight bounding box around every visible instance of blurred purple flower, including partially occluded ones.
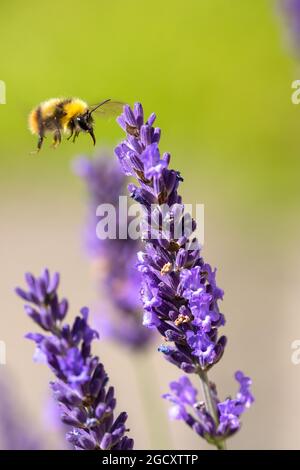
[0,373,43,450]
[74,154,152,349]
[280,0,300,53]
[16,269,134,450]
[114,102,254,448]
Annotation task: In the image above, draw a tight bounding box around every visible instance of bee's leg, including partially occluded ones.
[37,135,44,151]
[30,134,44,155]
[52,130,61,148]
[72,130,79,143]
[67,128,74,140]
[67,120,75,140]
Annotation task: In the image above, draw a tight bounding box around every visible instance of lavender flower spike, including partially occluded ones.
[115,103,225,372]
[15,269,134,450]
[114,103,253,448]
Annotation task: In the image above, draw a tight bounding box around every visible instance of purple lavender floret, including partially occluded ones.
[163,372,254,443]
[115,103,226,372]
[15,269,134,450]
[74,155,151,349]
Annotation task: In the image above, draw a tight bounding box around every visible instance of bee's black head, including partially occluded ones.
[76,112,96,145]
[76,112,93,132]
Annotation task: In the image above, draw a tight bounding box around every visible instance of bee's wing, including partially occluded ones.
[89,100,124,118]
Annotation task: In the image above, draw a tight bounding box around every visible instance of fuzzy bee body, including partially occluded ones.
[28,97,118,152]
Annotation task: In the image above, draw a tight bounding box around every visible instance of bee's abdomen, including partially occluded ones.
[29,98,62,135]
[28,107,40,135]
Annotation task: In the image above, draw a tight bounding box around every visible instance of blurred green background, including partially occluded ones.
[1,0,300,449]
[1,0,299,214]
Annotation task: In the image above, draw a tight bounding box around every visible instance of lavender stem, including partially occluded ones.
[198,370,218,423]
[198,370,226,450]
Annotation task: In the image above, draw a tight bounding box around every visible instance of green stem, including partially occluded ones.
[197,369,227,450]
[217,439,227,450]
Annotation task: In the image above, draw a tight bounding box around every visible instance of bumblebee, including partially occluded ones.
[28,98,122,152]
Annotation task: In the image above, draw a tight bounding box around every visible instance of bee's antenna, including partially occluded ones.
[90,99,111,114]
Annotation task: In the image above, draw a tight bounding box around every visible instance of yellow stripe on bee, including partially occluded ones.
[28,109,39,135]
[60,99,88,131]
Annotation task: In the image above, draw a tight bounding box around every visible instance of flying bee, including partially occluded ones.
[28,98,123,152]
